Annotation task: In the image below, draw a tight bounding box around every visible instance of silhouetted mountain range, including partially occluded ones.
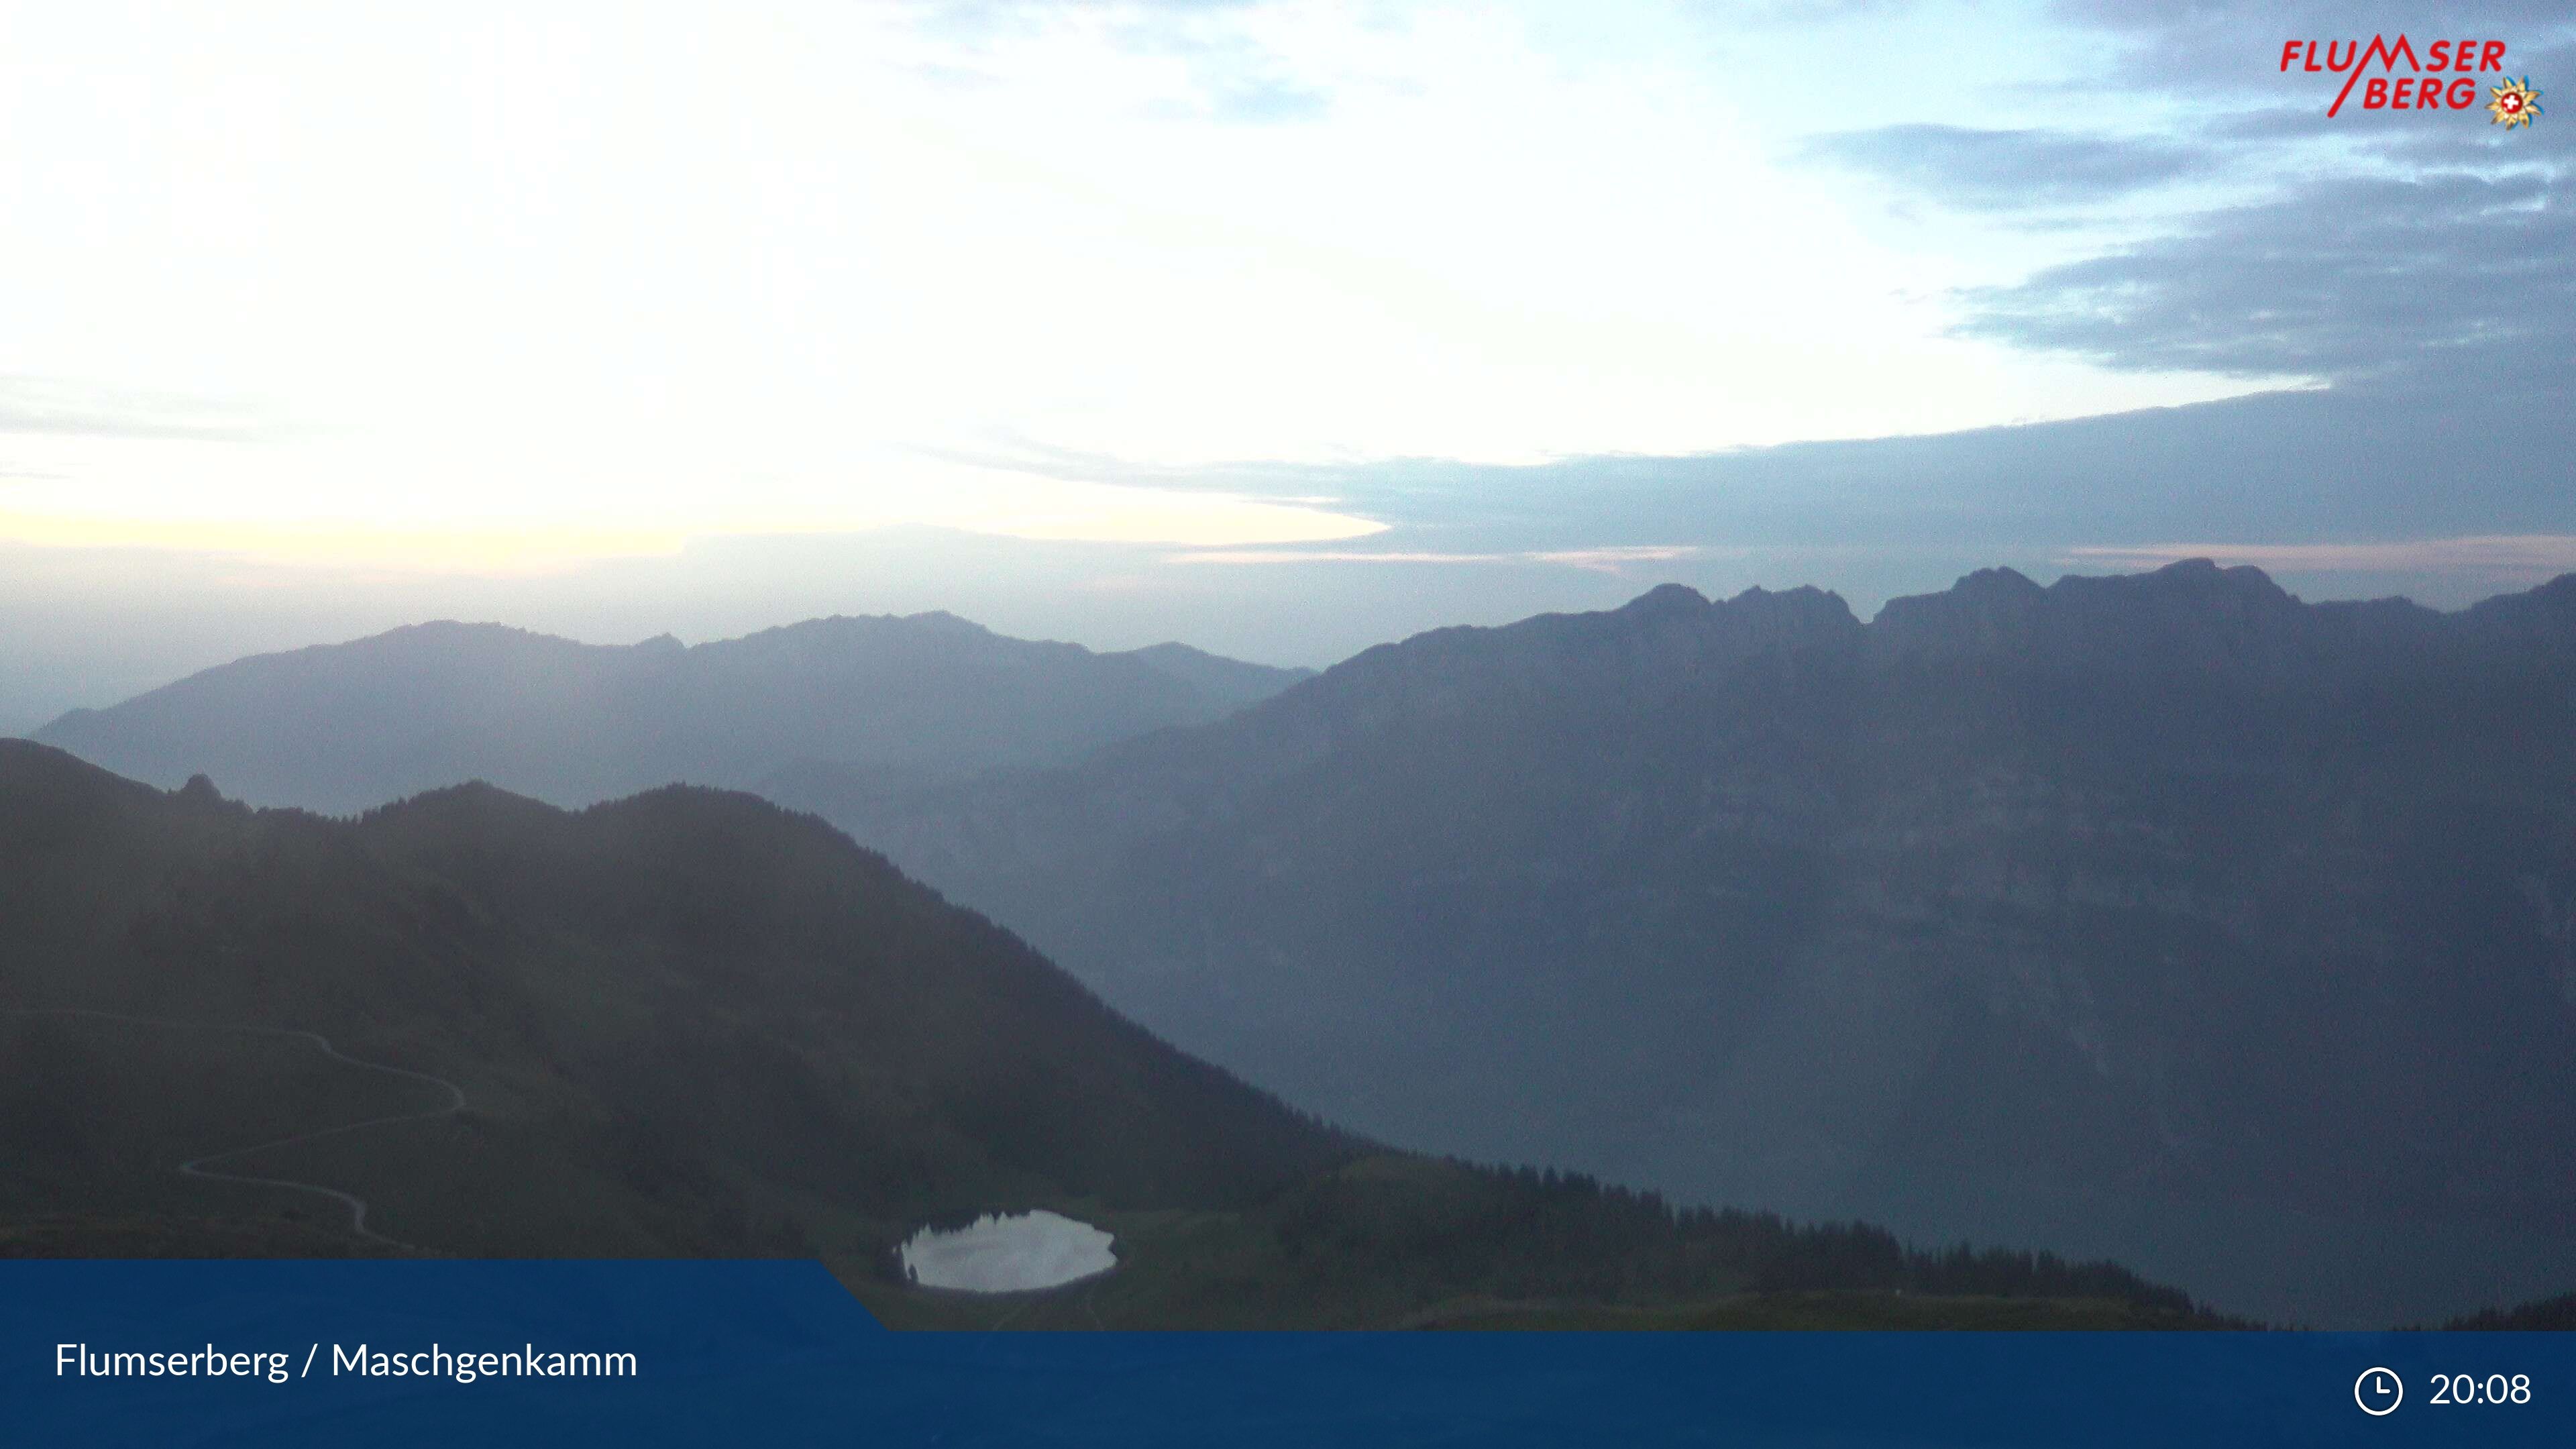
[828,561,2576,1327]
[0,741,2224,1328]
[21,563,2576,1324]
[31,614,1311,816]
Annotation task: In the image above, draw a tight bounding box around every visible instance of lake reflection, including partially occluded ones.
[900,1210,1117,1292]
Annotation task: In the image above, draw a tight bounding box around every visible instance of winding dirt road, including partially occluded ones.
[7,1007,467,1251]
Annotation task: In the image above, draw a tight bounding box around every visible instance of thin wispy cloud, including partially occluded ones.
[1169,544,1705,573]
[1801,125,2202,211]
[2067,535,2576,576]
[0,377,276,443]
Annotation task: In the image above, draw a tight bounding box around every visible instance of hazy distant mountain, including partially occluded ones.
[30,614,1313,816]
[0,742,2220,1328]
[832,561,2576,1326]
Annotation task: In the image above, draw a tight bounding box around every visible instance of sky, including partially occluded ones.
[3,0,2572,731]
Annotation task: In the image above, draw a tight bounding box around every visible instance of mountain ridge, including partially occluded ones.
[818,559,2576,1328]
[32,612,1315,816]
[1366,559,2576,678]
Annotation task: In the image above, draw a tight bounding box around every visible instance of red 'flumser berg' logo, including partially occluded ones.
[2280,36,2544,126]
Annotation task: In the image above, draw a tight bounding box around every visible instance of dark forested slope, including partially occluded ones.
[0,741,2222,1328]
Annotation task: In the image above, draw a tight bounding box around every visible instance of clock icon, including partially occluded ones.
[2356,1367,2404,1416]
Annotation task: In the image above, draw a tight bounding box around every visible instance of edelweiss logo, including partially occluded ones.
[2488,76,2544,128]
[2277,36,2540,125]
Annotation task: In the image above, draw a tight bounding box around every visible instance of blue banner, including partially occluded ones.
[3,1260,2568,1446]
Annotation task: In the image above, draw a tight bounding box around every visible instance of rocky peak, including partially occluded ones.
[1617,582,1711,618]
[1868,566,2046,658]
[1710,584,1863,647]
[1870,559,2334,675]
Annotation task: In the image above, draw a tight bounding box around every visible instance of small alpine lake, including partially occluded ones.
[898,1210,1118,1293]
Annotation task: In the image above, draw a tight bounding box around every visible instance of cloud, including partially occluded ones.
[1955,168,2575,382]
[0,377,274,443]
[1935,8,2574,385]
[1801,125,2203,209]
[1109,6,1334,125]
[1188,76,1329,124]
[1167,544,1706,573]
[1102,376,2576,621]
[2065,534,2576,574]
[911,0,1332,123]
[2052,0,2576,95]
